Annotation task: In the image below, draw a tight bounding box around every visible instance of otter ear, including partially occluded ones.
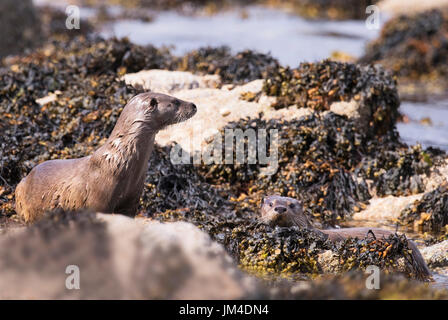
[149,97,158,110]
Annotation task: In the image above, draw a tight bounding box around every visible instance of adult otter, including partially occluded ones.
[260,195,431,279]
[15,92,197,223]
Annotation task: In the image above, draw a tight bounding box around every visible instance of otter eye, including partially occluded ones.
[149,98,158,108]
[173,100,181,108]
[289,203,295,209]
[269,202,273,207]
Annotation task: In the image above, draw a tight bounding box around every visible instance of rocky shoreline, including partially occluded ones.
[0,1,447,299]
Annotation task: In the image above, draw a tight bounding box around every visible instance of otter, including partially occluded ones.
[15,92,197,223]
[260,195,431,279]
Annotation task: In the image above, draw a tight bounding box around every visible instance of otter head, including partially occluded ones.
[120,92,197,133]
[259,195,313,229]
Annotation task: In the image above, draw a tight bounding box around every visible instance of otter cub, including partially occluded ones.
[15,92,197,223]
[260,195,431,279]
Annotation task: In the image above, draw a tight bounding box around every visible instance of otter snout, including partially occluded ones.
[274,206,287,214]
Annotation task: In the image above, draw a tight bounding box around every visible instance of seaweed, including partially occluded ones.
[262,60,400,136]
[356,144,433,196]
[400,182,448,233]
[177,46,280,84]
[336,232,420,279]
[360,8,448,94]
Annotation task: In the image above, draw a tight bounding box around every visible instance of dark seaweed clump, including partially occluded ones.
[139,145,230,215]
[400,182,448,233]
[153,206,427,280]
[336,233,423,280]
[262,60,400,136]
[360,9,448,84]
[178,46,280,85]
[237,225,331,276]
[355,144,433,196]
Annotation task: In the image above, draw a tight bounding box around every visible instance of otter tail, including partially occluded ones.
[408,240,432,281]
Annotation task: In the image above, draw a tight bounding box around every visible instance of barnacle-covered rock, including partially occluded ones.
[262,60,400,136]
[399,182,448,233]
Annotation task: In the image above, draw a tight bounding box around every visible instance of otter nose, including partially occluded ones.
[274,206,287,214]
[191,103,197,112]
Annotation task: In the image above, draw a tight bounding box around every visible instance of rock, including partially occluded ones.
[0,211,254,299]
[317,250,340,273]
[122,69,221,93]
[0,0,42,58]
[421,240,448,268]
[425,159,448,192]
[329,99,370,132]
[353,194,423,221]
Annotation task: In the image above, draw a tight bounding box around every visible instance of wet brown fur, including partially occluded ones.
[15,92,197,223]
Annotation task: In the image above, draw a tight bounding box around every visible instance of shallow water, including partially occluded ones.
[398,100,448,151]
[102,6,380,66]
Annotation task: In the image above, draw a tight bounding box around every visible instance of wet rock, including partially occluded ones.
[421,240,448,268]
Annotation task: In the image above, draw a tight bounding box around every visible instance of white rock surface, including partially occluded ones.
[353,194,423,221]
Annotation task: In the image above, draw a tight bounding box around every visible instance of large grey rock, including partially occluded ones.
[0,212,254,299]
